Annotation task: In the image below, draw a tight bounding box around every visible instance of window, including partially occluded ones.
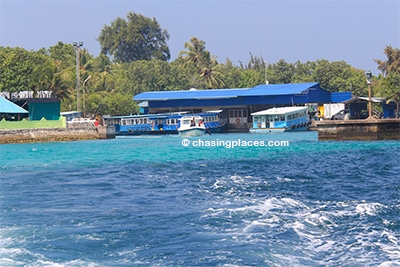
[229,109,247,118]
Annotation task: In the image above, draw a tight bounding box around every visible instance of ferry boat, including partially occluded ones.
[250,106,309,133]
[105,111,226,136]
[177,115,206,137]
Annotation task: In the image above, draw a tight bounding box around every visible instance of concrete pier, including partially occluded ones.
[0,126,115,144]
[316,119,400,141]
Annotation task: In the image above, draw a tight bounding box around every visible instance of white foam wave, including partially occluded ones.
[204,197,399,266]
[355,202,386,216]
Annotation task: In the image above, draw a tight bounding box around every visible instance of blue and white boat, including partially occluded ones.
[104,113,181,135]
[177,115,206,137]
[250,106,309,133]
[105,111,226,136]
[198,110,226,133]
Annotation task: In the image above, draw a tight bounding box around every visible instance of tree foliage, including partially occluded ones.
[178,37,224,89]
[98,12,170,63]
[1,11,397,118]
[374,45,400,76]
[374,45,400,117]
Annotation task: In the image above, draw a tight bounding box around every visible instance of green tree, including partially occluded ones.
[374,45,400,117]
[179,37,224,89]
[0,47,32,96]
[268,59,295,84]
[29,50,57,96]
[98,12,170,63]
[89,54,114,93]
[218,58,243,89]
[376,72,400,118]
[374,45,400,76]
[312,60,361,92]
[47,42,77,108]
[48,41,75,69]
[85,91,138,117]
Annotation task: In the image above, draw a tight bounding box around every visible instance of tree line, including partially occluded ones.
[0,12,399,117]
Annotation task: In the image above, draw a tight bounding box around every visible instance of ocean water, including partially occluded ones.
[0,132,399,267]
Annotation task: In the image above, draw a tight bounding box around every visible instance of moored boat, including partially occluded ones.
[177,116,206,137]
[250,106,309,133]
[105,111,225,136]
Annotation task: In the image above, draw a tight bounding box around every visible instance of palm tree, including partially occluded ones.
[179,37,208,65]
[200,63,225,89]
[380,72,400,118]
[179,37,224,89]
[375,45,400,76]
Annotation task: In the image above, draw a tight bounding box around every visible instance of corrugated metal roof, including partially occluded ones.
[240,82,319,96]
[134,83,320,101]
[0,96,29,113]
[134,88,248,101]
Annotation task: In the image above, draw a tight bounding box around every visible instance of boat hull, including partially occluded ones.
[178,128,206,137]
[249,126,308,133]
[118,129,178,136]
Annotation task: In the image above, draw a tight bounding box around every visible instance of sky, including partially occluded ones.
[0,0,399,73]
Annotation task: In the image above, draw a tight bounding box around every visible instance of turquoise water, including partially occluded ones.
[1,132,399,266]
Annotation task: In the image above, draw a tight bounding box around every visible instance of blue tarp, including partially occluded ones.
[0,96,28,113]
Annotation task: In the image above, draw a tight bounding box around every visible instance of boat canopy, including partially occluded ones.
[251,106,308,116]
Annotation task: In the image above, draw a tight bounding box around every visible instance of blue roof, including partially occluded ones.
[331,92,352,103]
[134,82,321,101]
[134,88,248,101]
[0,96,28,113]
[239,82,319,96]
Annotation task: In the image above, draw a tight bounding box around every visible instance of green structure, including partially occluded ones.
[0,97,66,129]
[0,116,66,129]
[28,98,61,120]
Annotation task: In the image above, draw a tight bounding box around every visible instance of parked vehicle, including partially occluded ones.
[331,109,350,120]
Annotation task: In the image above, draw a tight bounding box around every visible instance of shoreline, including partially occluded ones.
[0,126,114,144]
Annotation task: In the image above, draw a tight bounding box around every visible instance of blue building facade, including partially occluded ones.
[134,82,350,125]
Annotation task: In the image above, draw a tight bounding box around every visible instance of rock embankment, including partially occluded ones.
[0,127,112,144]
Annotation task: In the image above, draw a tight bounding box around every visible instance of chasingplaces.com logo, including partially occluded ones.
[181,138,289,149]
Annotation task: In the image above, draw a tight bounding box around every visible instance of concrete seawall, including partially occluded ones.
[316,119,400,141]
[0,126,115,144]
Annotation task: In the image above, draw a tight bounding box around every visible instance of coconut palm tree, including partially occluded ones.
[179,37,224,89]
[375,45,400,76]
[179,37,208,66]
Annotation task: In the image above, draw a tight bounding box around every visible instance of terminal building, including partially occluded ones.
[134,82,351,126]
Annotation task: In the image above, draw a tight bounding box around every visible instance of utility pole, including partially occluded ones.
[73,42,83,113]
